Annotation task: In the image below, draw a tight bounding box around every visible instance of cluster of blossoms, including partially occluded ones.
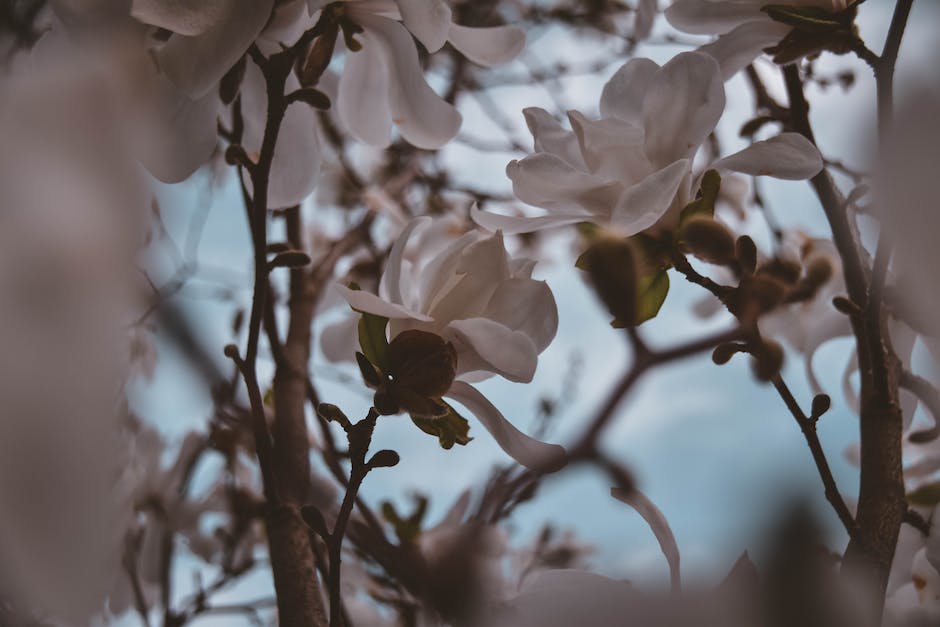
[3,0,940,624]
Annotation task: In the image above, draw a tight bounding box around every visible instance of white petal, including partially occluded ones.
[483,278,558,353]
[351,13,462,149]
[928,506,940,575]
[665,0,765,34]
[446,381,567,472]
[132,0,236,35]
[133,72,219,182]
[337,26,394,147]
[427,232,510,323]
[600,57,659,124]
[507,153,621,217]
[156,0,275,98]
[698,20,790,80]
[609,159,690,235]
[379,217,429,305]
[642,51,724,166]
[447,23,525,67]
[396,0,451,52]
[611,487,681,593]
[634,0,657,41]
[335,284,432,320]
[415,231,481,313]
[568,110,649,182]
[446,317,538,383]
[522,107,586,169]
[471,204,594,235]
[711,133,823,180]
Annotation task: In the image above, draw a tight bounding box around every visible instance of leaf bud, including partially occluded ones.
[681,216,736,266]
[735,235,758,275]
[750,339,784,382]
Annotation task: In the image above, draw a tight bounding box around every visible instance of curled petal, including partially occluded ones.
[380,217,429,305]
[396,0,451,53]
[611,487,681,593]
[600,57,659,124]
[711,133,824,180]
[523,107,586,169]
[335,284,432,321]
[156,0,274,98]
[482,278,559,353]
[426,232,510,322]
[350,13,462,149]
[471,204,594,235]
[446,317,538,383]
[446,381,566,472]
[609,159,690,235]
[665,0,765,34]
[447,23,525,67]
[642,52,725,166]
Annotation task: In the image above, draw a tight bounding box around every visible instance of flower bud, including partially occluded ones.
[681,216,736,266]
[750,339,784,382]
[735,236,758,275]
[579,237,639,326]
[387,330,457,398]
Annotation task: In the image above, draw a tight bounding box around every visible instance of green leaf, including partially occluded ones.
[411,402,472,450]
[635,268,670,325]
[679,170,721,225]
[908,481,940,507]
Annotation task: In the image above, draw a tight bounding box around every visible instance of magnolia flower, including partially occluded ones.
[330,0,525,149]
[474,52,823,237]
[665,0,851,79]
[332,217,566,471]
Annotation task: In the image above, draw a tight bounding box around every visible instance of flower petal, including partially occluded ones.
[156,0,274,98]
[522,107,586,169]
[711,133,823,180]
[642,51,724,166]
[335,284,432,321]
[470,204,594,235]
[396,0,452,53]
[427,231,509,323]
[446,317,538,383]
[379,217,429,305]
[609,158,690,235]
[350,12,462,149]
[568,110,649,182]
[337,26,394,147]
[665,0,766,34]
[698,20,790,80]
[131,0,236,36]
[600,57,659,124]
[319,316,359,363]
[132,72,218,182]
[507,153,621,217]
[446,380,567,471]
[483,278,558,353]
[611,487,681,593]
[447,23,525,67]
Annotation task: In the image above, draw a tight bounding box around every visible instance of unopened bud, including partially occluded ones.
[712,342,746,365]
[811,394,831,419]
[735,236,758,275]
[367,449,401,469]
[750,339,784,382]
[387,330,457,398]
[803,255,833,287]
[682,216,736,266]
[579,237,639,326]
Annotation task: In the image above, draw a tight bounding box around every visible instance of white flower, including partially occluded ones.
[332,0,525,149]
[333,217,566,471]
[665,0,851,79]
[475,52,822,236]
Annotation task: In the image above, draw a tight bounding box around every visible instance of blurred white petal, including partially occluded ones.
[396,0,451,52]
[447,317,539,383]
[711,133,823,180]
[611,487,681,592]
[447,23,525,67]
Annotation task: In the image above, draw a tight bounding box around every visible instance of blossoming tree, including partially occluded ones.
[0,0,938,625]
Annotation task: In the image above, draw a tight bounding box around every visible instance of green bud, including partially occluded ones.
[579,237,639,326]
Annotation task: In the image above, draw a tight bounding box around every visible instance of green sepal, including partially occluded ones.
[410,401,472,450]
[634,267,670,326]
[381,496,429,544]
[346,282,391,371]
[679,169,721,225]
